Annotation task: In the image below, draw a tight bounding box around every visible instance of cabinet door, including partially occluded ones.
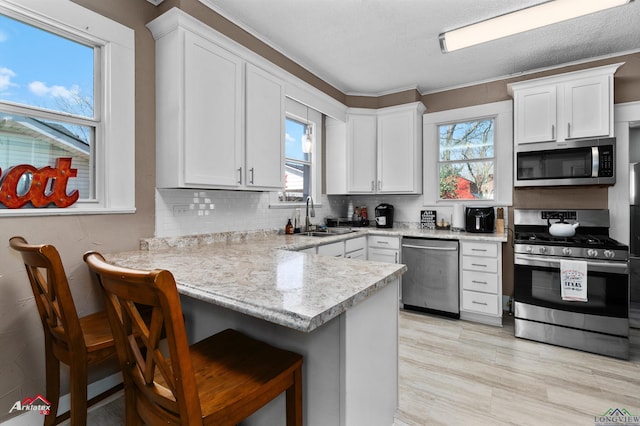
[245,63,285,188]
[368,248,399,264]
[347,114,377,193]
[377,109,420,193]
[564,75,611,140]
[184,31,243,187]
[317,241,344,257]
[514,85,557,144]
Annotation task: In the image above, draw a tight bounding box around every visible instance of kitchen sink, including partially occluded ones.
[299,228,357,237]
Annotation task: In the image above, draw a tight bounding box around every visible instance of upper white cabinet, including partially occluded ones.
[245,63,285,188]
[327,102,426,195]
[509,63,622,145]
[149,11,284,190]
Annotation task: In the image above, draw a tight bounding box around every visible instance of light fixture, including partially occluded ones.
[301,107,313,154]
[439,0,633,53]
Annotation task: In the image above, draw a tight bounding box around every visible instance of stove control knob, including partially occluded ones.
[526,246,533,253]
[587,249,598,258]
[603,250,615,259]
[562,247,572,256]
[539,246,547,254]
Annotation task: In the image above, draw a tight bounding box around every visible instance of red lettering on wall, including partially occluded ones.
[0,158,79,208]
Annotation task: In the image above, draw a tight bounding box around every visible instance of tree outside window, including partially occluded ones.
[438,119,495,200]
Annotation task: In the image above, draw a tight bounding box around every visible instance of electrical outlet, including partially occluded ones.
[173,204,193,217]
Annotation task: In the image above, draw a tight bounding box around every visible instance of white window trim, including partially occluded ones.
[423,100,513,206]
[0,0,135,216]
[270,98,323,208]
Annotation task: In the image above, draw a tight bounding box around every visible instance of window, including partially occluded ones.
[280,117,313,202]
[272,98,321,206]
[423,100,513,206]
[0,13,96,201]
[0,0,134,215]
[438,118,495,200]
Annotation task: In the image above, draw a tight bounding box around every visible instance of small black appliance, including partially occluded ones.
[374,203,394,228]
[465,207,495,233]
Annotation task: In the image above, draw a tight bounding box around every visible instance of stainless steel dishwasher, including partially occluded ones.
[401,238,459,318]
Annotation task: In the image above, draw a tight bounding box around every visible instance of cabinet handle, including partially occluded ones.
[471,263,487,267]
[378,241,389,245]
[471,280,488,285]
[378,180,381,191]
[249,167,254,184]
[395,252,398,263]
[551,124,555,140]
[472,300,488,306]
[567,122,571,138]
[471,248,487,252]
[371,181,375,191]
[238,167,242,184]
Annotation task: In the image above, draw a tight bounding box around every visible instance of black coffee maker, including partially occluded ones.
[375,203,394,228]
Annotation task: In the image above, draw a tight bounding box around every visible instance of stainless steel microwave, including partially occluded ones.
[514,137,615,187]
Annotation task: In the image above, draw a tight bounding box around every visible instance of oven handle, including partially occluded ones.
[515,254,628,274]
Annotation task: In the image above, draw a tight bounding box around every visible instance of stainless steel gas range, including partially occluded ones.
[513,209,630,359]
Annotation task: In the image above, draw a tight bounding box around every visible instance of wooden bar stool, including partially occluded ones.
[9,236,122,425]
[84,251,303,426]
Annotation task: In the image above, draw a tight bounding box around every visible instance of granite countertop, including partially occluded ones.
[105,226,506,333]
[105,234,406,333]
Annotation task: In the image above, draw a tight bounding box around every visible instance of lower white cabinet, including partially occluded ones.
[367,235,400,264]
[345,237,367,259]
[317,241,345,257]
[459,241,503,326]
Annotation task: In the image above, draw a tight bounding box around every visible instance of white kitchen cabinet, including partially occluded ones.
[151,16,284,190]
[510,63,622,145]
[459,241,502,326]
[326,102,425,195]
[347,112,377,193]
[367,235,400,264]
[317,241,345,257]
[245,63,285,188]
[345,237,367,260]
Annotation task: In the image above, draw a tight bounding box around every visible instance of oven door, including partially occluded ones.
[514,254,628,318]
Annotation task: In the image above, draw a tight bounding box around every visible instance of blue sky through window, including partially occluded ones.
[0,13,94,117]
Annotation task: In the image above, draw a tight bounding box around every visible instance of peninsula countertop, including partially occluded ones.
[105,233,406,333]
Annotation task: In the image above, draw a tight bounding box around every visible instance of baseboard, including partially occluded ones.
[1,373,122,425]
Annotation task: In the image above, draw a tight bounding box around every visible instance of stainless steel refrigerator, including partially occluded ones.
[630,162,640,328]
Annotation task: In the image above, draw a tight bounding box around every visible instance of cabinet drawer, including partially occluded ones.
[368,235,400,250]
[462,256,498,273]
[462,271,498,294]
[345,248,366,259]
[462,290,499,315]
[345,236,366,252]
[462,242,497,258]
[317,242,344,257]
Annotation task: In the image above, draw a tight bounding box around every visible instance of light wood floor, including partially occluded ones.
[83,311,640,425]
[395,310,640,426]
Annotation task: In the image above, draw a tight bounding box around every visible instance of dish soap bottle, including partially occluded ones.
[285,218,294,234]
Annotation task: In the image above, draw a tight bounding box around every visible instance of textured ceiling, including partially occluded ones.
[199,0,640,95]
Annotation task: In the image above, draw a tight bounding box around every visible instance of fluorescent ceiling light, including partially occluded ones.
[439,0,633,53]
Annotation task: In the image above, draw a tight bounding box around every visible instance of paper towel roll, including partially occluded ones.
[452,204,465,231]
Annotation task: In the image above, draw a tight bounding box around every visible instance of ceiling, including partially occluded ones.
[198,0,640,96]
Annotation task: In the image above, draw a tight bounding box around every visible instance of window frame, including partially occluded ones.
[423,100,513,206]
[0,0,134,216]
[270,97,322,208]
[437,117,496,201]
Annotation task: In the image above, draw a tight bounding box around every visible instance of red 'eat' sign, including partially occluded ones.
[0,157,79,208]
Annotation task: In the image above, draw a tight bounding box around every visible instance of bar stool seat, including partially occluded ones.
[9,236,122,426]
[84,251,304,426]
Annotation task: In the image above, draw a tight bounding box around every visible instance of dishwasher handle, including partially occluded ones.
[401,244,458,251]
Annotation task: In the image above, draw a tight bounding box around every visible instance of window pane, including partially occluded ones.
[285,118,310,162]
[281,161,311,202]
[0,112,94,200]
[0,14,94,118]
[439,119,494,161]
[439,161,494,200]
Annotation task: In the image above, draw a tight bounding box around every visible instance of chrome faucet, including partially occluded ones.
[305,196,315,232]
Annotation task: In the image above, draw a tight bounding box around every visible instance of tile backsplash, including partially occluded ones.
[156,189,509,237]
